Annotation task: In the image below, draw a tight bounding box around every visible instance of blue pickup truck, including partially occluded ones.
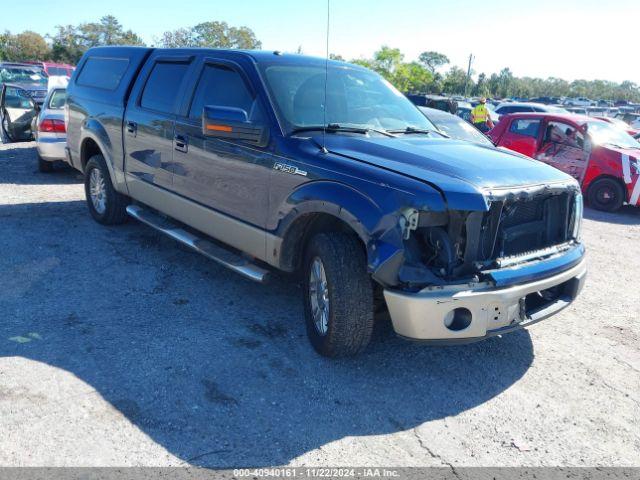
[64,47,586,357]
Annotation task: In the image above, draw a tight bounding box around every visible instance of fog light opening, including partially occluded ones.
[444,308,472,331]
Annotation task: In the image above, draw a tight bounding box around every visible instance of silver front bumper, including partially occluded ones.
[384,258,587,343]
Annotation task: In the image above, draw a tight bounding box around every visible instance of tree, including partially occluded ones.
[49,16,144,64]
[158,21,261,49]
[0,31,50,61]
[418,51,449,74]
[393,62,433,93]
[442,66,468,95]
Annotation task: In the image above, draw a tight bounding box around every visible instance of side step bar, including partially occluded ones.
[126,205,270,283]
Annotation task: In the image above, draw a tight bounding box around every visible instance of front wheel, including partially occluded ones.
[302,232,374,357]
[84,154,129,225]
[587,177,625,212]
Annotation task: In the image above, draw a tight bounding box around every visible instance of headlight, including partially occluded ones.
[571,193,583,240]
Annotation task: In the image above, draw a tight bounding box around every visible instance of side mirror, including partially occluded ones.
[202,105,268,147]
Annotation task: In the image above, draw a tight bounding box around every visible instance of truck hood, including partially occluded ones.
[320,135,575,210]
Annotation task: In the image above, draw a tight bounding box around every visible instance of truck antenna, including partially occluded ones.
[321,0,330,154]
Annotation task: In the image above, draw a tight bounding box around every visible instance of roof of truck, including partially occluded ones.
[84,46,357,69]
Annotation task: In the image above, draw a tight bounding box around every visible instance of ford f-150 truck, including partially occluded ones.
[64,47,587,357]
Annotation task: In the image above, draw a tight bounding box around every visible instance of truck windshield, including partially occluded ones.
[261,63,436,135]
[0,67,47,85]
[586,121,640,149]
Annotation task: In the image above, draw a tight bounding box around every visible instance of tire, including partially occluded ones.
[84,154,129,225]
[37,155,54,173]
[587,177,625,212]
[302,232,374,357]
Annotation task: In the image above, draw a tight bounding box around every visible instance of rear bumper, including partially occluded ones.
[36,136,67,161]
[384,257,587,343]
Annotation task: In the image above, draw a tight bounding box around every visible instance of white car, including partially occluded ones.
[33,87,67,172]
[494,102,568,115]
[564,97,592,107]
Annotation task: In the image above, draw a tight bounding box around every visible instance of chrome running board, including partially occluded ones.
[126,204,270,283]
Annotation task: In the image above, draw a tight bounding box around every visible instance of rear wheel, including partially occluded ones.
[587,177,625,212]
[302,232,374,357]
[37,155,54,173]
[84,154,129,225]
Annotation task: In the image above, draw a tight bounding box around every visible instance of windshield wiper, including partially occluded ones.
[388,126,449,138]
[290,123,397,138]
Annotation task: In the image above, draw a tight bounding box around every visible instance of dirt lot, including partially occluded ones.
[0,141,638,468]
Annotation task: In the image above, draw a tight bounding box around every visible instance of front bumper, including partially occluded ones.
[384,257,587,343]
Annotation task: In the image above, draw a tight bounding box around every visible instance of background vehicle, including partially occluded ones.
[406,94,458,113]
[419,106,494,146]
[0,62,48,105]
[65,47,586,357]
[495,102,568,115]
[0,83,38,142]
[616,112,640,129]
[595,116,640,136]
[564,97,592,107]
[25,61,75,78]
[33,88,67,172]
[490,113,640,211]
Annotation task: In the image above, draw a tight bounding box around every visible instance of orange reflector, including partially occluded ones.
[206,124,233,133]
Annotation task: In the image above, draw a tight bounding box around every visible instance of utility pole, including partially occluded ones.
[464,53,474,97]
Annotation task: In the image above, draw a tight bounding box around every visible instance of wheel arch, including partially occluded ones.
[275,181,407,285]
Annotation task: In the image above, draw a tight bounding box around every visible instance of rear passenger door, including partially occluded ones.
[172,57,273,228]
[124,55,194,190]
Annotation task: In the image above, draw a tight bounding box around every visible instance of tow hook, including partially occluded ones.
[400,209,419,240]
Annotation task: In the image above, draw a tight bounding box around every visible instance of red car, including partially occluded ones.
[489,113,640,211]
[24,61,75,78]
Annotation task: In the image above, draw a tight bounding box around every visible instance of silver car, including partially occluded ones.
[34,88,67,172]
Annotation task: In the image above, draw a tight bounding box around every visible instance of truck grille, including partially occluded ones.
[477,192,574,263]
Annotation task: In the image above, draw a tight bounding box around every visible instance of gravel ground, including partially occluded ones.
[0,141,638,468]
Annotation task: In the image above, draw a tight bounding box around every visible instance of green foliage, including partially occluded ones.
[48,16,144,64]
[0,30,50,61]
[350,46,433,94]
[351,47,640,102]
[158,21,261,49]
[418,51,449,73]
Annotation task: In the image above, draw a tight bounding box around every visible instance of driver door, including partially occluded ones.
[1,85,37,142]
[535,120,589,182]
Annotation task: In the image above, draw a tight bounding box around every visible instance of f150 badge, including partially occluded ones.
[273,162,307,177]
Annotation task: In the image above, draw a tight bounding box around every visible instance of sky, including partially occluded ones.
[3,0,639,83]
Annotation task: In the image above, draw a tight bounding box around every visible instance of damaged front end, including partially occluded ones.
[376,181,586,342]
[374,181,584,291]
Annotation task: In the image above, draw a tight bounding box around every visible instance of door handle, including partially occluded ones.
[174,134,188,153]
[126,121,137,136]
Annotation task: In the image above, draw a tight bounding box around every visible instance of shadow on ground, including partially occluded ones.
[584,205,640,225]
[0,145,82,185]
[0,198,535,467]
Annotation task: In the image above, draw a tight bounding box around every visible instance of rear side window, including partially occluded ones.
[48,90,67,109]
[141,61,190,114]
[76,57,129,90]
[509,119,541,138]
[189,64,254,119]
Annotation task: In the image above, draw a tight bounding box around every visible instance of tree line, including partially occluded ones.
[1,16,638,102]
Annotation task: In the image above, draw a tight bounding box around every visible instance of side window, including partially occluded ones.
[188,64,257,119]
[76,57,129,90]
[140,61,190,114]
[509,119,541,138]
[543,121,584,148]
